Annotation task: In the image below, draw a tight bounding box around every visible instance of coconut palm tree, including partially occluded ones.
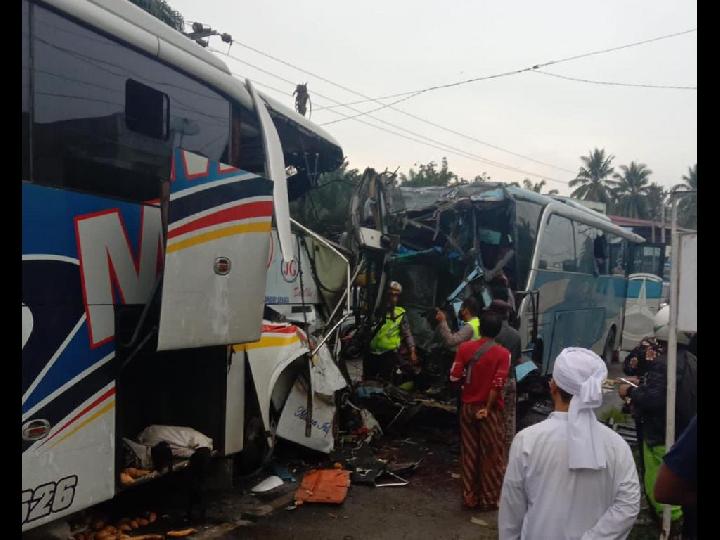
[645,183,667,223]
[569,149,615,203]
[672,164,697,229]
[610,162,652,218]
[522,178,560,196]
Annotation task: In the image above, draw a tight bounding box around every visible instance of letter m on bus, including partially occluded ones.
[75,207,162,347]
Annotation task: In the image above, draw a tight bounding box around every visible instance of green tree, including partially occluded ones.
[289,161,361,236]
[672,164,697,229]
[399,157,458,187]
[128,0,184,31]
[522,178,559,196]
[645,183,668,223]
[569,149,615,203]
[610,162,652,219]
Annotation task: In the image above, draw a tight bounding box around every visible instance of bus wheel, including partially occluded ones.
[603,327,616,366]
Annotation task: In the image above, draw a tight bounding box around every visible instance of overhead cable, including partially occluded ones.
[531,69,696,90]
[211,48,569,183]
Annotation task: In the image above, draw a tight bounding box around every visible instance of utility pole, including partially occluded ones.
[660,195,679,539]
[659,189,696,539]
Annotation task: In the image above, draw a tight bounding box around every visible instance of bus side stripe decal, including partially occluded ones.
[166,221,271,253]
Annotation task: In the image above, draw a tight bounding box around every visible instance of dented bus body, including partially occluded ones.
[22,0,343,530]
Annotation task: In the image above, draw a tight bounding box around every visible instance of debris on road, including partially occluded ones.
[251,475,284,493]
[295,469,351,505]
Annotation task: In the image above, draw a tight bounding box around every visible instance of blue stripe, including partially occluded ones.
[169,178,272,224]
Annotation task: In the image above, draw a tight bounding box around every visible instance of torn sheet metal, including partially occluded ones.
[276,378,336,453]
[310,343,347,397]
[237,322,309,433]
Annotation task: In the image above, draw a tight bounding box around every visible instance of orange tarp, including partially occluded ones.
[295,468,351,505]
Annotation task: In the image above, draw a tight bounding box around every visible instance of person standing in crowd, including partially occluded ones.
[435,297,481,348]
[618,307,696,524]
[499,348,640,539]
[488,299,522,459]
[450,310,510,510]
[655,415,697,540]
[366,281,418,382]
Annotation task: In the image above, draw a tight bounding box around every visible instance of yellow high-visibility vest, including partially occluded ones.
[468,317,481,339]
[370,307,406,353]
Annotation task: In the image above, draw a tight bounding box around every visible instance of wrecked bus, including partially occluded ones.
[21,0,343,531]
[355,182,646,427]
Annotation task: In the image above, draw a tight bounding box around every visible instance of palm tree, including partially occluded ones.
[672,164,697,229]
[569,149,615,203]
[645,183,667,223]
[610,162,652,218]
[522,178,559,196]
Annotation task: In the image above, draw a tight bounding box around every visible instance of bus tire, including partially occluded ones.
[603,327,616,366]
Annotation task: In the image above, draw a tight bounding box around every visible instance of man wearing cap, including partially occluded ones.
[366,281,418,382]
[499,348,640,539]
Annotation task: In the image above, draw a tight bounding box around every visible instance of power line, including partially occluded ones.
[532,69,697,90]
[209,50,576,174]
[317,28,697,125]
[313,28,697,112]
[211,48,570,183]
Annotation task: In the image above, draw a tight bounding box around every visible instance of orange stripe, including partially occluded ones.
[40,387,116,447]
[167,221,271,253]
[49,401,115,449]
[233,334,300,352]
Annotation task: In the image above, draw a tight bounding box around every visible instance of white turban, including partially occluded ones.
[552,347,608,470]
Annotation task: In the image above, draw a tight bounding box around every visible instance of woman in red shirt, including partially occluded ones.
[450,309,511,510]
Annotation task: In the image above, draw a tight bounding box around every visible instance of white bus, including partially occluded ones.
[22,0,342,531]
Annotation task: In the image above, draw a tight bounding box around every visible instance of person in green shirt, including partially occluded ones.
[366,281,418,382]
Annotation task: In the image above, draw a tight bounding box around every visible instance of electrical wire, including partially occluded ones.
[532,69,696,90]
[210,48,569,183]
[208,49,576,174]
[318,28,697,125]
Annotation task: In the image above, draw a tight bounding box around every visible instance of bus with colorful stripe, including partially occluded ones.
[22,0,342,531]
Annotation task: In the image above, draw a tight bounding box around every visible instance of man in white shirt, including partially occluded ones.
[499,348,640,539]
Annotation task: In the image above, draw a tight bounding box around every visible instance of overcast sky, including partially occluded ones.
[170,0,696,196]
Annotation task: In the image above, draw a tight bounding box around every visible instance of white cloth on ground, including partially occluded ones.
[137,425,213,458]
[552,347,608,470]
[499,412,640,540]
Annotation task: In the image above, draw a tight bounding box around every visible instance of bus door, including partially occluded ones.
[156,148,274,350]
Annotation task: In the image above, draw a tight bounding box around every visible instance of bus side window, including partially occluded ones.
[574,222,597,274]
[538,214,575,272]
[125,79,169,140]
[31,6,231,202]
[230,103,265,174]
[608,235,626,275]
[22,0,30,181]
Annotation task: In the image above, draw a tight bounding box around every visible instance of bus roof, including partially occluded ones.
[398,183,643,242]
[42,0,343,177]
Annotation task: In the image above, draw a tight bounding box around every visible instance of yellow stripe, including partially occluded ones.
[167,221,271,253]
[49,401,115,449]
[233,335,300,352]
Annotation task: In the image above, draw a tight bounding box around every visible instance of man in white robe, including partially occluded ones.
[499,348,640,539]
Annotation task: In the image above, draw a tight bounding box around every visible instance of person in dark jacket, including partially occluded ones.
[618,307,696,523]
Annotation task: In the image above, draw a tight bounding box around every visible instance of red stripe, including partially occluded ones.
[40,387,116,446]
[261,324,299,334]
[168,201,273,239]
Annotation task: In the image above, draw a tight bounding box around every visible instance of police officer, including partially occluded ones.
[365,281,418,382]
